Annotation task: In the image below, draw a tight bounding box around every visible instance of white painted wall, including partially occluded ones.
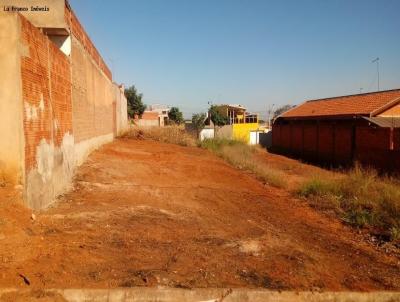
[200,128,214,141]
[249,131,261,145]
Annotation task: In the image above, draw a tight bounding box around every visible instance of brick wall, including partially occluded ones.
[64,1,115,146]
[70,36,114,143]
[20,15,72,170]
[10,4,127,209]
[65,5,112,81]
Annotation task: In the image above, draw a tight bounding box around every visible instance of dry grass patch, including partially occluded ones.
[200,139,287,188]
[298,165,400,242]
[124,126,196,147]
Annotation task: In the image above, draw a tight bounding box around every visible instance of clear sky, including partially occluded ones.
[69,0,400,119]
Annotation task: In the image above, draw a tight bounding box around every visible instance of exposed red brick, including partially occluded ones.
[20,15,73,170]
[66,5,112,81]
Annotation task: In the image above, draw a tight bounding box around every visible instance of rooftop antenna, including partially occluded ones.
[372,57,380,91]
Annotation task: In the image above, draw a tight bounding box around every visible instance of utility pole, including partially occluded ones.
[267,104,275,130]
[372,57,380,91]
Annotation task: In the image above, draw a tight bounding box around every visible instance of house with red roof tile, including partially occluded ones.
[272,89,400,170]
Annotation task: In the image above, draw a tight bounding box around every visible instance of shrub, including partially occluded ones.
[298,165,400,239]
[199,138,246,152]
[298,178,338,197]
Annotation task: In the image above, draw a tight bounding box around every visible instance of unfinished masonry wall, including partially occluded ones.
[20,15,74,209]
[67,6,115,166]
[0,1,128,209]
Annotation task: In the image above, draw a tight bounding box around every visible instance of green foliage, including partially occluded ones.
[390,227,400,242]
[343,210,376,227]
[199,138,244,152]
[168,107,184,124]
[209,105,228,126]
[298,178,338,197]
[125,85,146,118]
[191,113,206,137]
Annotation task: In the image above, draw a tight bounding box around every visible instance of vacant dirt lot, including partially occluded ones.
[0,138,399,290]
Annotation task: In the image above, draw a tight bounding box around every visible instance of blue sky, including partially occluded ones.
[69,0,400,119]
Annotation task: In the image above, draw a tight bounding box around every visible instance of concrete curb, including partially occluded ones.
[1,288,400,302]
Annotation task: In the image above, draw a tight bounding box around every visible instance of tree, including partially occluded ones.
[125,85,146,118]
[209,105,228,126]
[273,104,294,119]
[168,107,184,125]
[192,113,206,138]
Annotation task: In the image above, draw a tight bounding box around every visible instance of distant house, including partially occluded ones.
[272,89,400,171]
[147,104,170,126]
[213,104,261,144]
[136,104,170,127]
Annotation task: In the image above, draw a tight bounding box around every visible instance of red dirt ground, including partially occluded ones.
[0,138,399,290]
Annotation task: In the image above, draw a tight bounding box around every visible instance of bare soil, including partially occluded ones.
[0,138,399,290]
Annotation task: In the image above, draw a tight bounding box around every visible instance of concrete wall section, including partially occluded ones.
[137,119,160,127]
[259,131,272,149]
[114,84,128,135]
[137,111,160,127]
[2,288,400,302]
[215,125,233,139]
[0,13,25,185]
[26,133,74,209]
[74,133,113,166]
[70,34,115,166]
[0,0,67,32]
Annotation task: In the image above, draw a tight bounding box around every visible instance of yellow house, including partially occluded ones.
[214,104,260,143]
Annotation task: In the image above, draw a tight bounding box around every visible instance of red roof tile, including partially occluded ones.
[281,89,400,118]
